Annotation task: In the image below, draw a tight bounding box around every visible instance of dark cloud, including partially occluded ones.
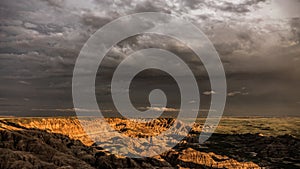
[184,0,267,13]
[81,11,119,28]
[0,0,300,116]
[133,1,171,13]
[41,0,65,8]
[290,17,300,43]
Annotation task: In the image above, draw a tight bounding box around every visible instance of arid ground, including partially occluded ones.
[0,117,299,169]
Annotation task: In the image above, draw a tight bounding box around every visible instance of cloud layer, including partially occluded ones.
[0,0,300,116]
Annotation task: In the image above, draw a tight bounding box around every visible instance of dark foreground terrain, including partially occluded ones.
[0,117,299,169]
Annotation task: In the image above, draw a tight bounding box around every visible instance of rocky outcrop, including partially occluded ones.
[1,117,299,168]
[0,128,95,169]
[202,133,300,168]
[0,123,173,169]
[164,148,259,169]
[0,118,176,145]
[1,117,94,146]
[0,118,188,157]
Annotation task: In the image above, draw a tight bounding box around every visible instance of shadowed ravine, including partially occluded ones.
[0,117,299,169]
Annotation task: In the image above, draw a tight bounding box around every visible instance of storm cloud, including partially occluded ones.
[0,0,300,116]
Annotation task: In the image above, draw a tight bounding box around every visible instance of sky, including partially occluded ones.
[0,0,300,117]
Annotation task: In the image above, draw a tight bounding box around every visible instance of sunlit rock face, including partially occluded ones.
[1,117,299,168]
[164,148,260,169]
[0,117,191,157]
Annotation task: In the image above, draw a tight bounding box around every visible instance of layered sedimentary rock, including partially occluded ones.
[164,148,259,169]
[1,117,299,168]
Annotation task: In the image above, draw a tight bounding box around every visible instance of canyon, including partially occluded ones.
[0,117,299,168]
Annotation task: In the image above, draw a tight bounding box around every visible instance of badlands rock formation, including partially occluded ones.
[0,117,299,168]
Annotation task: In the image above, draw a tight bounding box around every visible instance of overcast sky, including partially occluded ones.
[0,0,300,117]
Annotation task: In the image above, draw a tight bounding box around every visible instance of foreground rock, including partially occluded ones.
[1,117,299,168]
[164,148,259,169]
[0,123,260,168]
[198,133,300,169]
